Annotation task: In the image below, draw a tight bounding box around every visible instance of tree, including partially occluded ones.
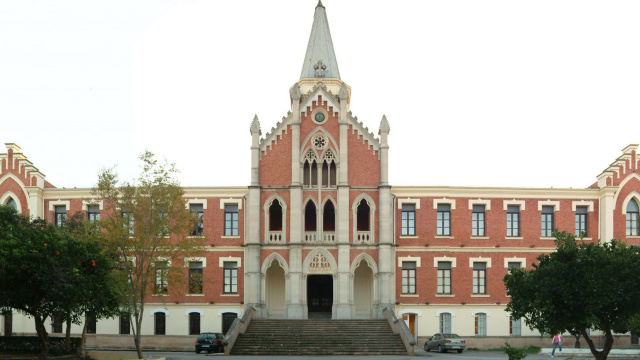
[0,206,119,360]
[504,230,640,360]
[94,151,205,359]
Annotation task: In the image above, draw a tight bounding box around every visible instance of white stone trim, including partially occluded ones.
[398,198,420,210]
[621,192,640,215]
[149,308,169,316]
[220,198,242,210]
[184,257,207,267]
[217,309,241,317]
[471,309,491,316]
[504,257,526,268]
[398,256,421,267]
[261,252,289,273]
[398,309,423,317]
[435,309,456,316]
[48,200,70,212]
[613,173,640,206]
[503,200,525,211]
[433,198,456,210]
[468,199,491,211]
[433,256,456,268]
[219,256,241,268]
[155,257,171,266]
[82,200,103,211]
[0,191,22,213]
[469,257,491,268]
[537,200,560,212]
[186,199,207,210]
[184,309,204,316]
[572,200,594,212]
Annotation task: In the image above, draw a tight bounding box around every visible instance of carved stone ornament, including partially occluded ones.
[305,151,317,162]
[308,252,331,274]
[314,135,327,150]
[339,82,348,100]
[314,60,327,78]
[291,83,302,100]
[324,149,334,162]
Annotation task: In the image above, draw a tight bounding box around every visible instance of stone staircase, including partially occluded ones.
[230,319,408,355]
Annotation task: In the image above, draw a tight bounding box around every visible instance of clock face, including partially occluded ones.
[315,112,325,123]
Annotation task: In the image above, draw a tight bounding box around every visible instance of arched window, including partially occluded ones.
[321,161,329,187]
[357,199,370,231]
[627,200,639,236]
[305,201,316,232]
[6,197,17,210]
[269,199,283,231]
[304,162,311,186]
[323,201,335,231]
[329,162,337,186]
[311,160,318,186]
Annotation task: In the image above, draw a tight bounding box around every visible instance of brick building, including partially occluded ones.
[2,1,640,349]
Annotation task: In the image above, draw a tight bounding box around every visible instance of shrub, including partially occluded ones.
[502,342,529,360]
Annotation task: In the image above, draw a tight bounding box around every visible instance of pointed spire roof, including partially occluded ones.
[300,1,340,79]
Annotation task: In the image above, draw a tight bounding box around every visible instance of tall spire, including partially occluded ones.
[300,1,340,79]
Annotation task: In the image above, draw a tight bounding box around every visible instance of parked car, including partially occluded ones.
[195,332,224,353]
[424,333,466,353]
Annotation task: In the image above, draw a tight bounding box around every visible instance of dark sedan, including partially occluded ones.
[195,332,224,353]
[424,333,466,353]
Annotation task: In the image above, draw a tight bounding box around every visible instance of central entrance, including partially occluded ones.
[307,275,333,317]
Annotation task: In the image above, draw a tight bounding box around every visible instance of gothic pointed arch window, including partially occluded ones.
[321,149,336,188]
[305,201,317,232]
[627,199,640,236]
[6,197,17,210]
[265,196,287,243]
[269,199,283,232]
[323,200,335,232]
[357,199,370,231]
[353,196,375,244]
[303,151,318,188]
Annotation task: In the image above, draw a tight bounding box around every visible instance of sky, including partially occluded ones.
[1,0,639,189]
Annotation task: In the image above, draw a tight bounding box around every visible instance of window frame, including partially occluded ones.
[472,204,486,237]
[627,200,640,236]
[189,204,204,236]
[436,204,451,236]
[401,203,416,236]
[188,312,201,336]
[541,205,555,237]
[154,261,169,295]
[401,261,416,294]
[575,206,588,237]
[223,261,238,294]
[188,261,203,295]
[54,205,67,227]
[224,204,239,236]
[475,313,487,336]
[472,261,487,295]
[506,205,520,237]
[437,261,452,294]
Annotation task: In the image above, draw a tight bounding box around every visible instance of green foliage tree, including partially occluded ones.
[94,151,205,359]
[0,205,119,360]
[504,230,640,360]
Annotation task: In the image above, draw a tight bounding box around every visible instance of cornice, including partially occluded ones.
[391,186,599,199]
[43,187,249,200]
[395,246,555,253]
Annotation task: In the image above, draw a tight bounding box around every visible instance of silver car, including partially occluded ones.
[424,333,466,353]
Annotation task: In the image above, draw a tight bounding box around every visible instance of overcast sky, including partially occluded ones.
[1,1,639,190]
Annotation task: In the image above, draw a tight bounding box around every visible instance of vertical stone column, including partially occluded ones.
[287,83,305,318]
[599,187,616,243]
[377,116,394,316]
[246,117,263,315]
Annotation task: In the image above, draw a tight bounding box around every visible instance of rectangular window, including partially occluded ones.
[401,204,416,236]
[155,313,165,335]
[190,204,204,236]
[541,205,554,237]
[472,204,486,237]
[440,313,451,333]
[510,317,521,336]
[189,312,201,335]
[437,261,451,294]
[628,212,640,236]
[475,313,487,336]
[575,206,588,237]
[155,261,169,294]
[122,212,134,235]
[437,204,451,236]
[52,316,63,334]
[119,313,130,335]
[506,205,520,237]
[223,262,238,294]
[86,313,96,334]
[189,261,203,294]
[401,261,416,294]
[87,205,100,223]
[54,205,67,227]
[507,262,522,271]
[472,262,486,294]
[225,204,239,236]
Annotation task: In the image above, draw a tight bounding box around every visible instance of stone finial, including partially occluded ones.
[339,82,349,100]
[317,0,324,8]
[379,115,390,134]
[291,83,302,100]
[314,60,327,78]
[250,115,261,135]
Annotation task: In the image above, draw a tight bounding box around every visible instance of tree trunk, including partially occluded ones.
[575,333,581,348]
[33,315,49,360]
[582,329,613,360]
[65,313,72,353]
[79,314,88,358]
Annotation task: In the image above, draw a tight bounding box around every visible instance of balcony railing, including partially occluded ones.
[268,231,284,243]
[323,232,335,242]
[304,232,317,242]
[355,231,373,244]
[302,231,336,243]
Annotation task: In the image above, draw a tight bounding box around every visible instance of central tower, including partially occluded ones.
[245,1,394,320]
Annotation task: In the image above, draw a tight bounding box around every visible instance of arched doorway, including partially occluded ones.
[353,260,373,318]
[266,260,285,318]
[307,275,333,318]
